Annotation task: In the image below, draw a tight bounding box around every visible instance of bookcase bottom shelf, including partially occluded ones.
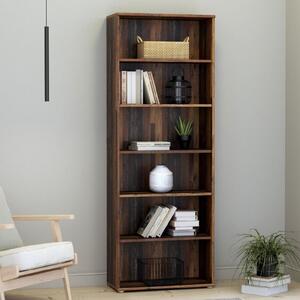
[116,278,214,292]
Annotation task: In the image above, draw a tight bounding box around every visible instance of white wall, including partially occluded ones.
[0,0,285,286]
[286,0,300,280]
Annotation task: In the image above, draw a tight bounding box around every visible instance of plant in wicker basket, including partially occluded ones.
[236,229,300,278]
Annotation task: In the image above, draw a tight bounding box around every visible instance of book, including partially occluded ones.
[121,71,127,104]
[143,71,155,104]
[167,229,196,237]
[241,284,288,296]
[129,146,170,151]
[127,72,132,104]
[169,220,199,227]
[140,70,144,104]
[137,206,163,238]
[131,71,136,104]
[173,216,198,221]
[246,275,291,288]
[148,206,169,237]
[156,205,177,237]
[174,210,198,218]
[131,141,171,146]
[136,70,141,104]
[169,226,195,231]
[148,71,160,104]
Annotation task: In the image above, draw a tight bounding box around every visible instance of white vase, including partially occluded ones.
[149,165,173,193]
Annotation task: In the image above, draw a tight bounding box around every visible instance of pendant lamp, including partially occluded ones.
[44,0,49,102]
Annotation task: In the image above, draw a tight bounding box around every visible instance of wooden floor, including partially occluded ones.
[4,281,300,299]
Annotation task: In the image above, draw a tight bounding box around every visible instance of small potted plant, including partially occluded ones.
[175,117,193,149]
[236,230,300,278]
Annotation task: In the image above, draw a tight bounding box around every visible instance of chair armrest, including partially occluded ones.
[0,223,15,230]
[12,214,75,222]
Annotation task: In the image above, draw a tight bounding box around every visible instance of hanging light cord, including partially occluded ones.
[45,0,48,26]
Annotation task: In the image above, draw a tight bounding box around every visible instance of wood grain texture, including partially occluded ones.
[107,13,215,292]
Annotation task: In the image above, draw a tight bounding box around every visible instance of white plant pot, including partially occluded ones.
[149,165,173,193]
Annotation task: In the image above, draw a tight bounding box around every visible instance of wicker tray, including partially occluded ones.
[137,36,189,59]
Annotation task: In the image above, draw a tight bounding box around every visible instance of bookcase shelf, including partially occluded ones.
[107,12,215,292]
[119,58,213,64]
[120,149,212,154]
[120,234,211,243]
[119,191,212,198]
[119,104,212,108]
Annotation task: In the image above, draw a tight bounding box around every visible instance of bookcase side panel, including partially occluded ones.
[107,15,121,289]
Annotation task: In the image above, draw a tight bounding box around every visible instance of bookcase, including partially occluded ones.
[107,13,215,292]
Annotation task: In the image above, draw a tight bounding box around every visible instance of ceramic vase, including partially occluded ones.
[149,165,173,193]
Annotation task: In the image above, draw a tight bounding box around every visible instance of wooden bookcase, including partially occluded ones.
[107,13,215,292]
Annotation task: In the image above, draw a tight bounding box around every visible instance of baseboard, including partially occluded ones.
[30,266,240,288]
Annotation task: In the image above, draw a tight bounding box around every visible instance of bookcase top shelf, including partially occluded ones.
[119,191,212,198]
[119,58,213,64]
[108,12,216,20]
[120,234,211,243]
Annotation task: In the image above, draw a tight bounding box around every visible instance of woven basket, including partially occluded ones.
[137,36,189,59]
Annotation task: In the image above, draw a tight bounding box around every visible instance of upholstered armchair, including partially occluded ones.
[0,187,77,300]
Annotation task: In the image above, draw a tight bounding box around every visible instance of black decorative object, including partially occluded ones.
[44,0,49,102]
[138,257,184,286]
[166,75,191,104]
[179,135,191,149]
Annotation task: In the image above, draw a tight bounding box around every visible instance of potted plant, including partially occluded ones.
[236,230,300,278]
[175,117,193,149]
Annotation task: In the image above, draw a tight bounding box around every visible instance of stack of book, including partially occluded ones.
[121,70,160,105]
[137,205,177,238]
[129,141,171,151]
[167,210,199,237]
[241,274,291,296]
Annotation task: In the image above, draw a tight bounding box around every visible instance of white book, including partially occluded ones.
[170,220,199,227]
[140,69,144,104]
[173,216,198,221]
[170,226,194,231]
[156,205,177,237]
[247,275,291,288]
[167,229,196,237]
[241,284,288,296]
[129,146,170,151]
[131,71,136,104]
[137,206,162,238]
[175,210,198,218]
[127,72,132,104]
[131,141,171,146]
[149,206,169,237]
[135,70,140,104]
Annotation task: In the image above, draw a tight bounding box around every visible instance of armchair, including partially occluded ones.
[0,187,77,300]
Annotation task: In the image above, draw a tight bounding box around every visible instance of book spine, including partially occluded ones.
[149,72,160,104]
[121,71,127,104]
[146,72,156,104]
[131,72,136,104]
[140,69,144,104]
[143,72,152,104]
[136,70,140,104]
[127,72,132,104]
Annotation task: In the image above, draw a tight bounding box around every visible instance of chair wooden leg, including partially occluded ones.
[63,268,72,300]
[0,292,5,300]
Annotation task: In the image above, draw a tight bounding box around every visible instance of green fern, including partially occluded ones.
[175,117,193,136]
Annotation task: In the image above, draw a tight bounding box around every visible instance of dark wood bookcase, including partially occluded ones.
[107,13,215,292]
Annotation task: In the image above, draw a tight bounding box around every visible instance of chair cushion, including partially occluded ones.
[0,186,23,251]
[0,242,74,271]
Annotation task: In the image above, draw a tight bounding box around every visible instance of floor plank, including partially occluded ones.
[5,281,300,300]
